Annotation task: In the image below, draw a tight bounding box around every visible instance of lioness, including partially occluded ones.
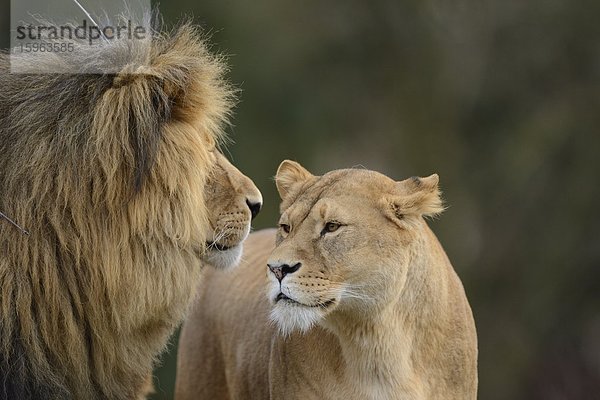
[176,161,478,400]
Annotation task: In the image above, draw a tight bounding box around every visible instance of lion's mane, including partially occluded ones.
[0,17,234,399]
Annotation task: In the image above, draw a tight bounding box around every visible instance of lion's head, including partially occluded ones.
[203,151,262,269]
[0,21,260,399]
[267,160,443,335]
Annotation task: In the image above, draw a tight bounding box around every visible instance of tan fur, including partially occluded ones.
[0,20,260,400]
[176,161,477,400]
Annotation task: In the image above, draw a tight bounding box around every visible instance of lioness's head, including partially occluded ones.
[268,160,444,335]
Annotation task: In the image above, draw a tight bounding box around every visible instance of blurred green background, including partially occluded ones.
[2,0,599,399]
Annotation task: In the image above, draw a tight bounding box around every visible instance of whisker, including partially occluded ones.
[71,0,109,43]
[207,227,237,252]
[0,211,30,236]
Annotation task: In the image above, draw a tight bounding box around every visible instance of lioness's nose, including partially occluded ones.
[268,262,301,282]
[246,198,262,220]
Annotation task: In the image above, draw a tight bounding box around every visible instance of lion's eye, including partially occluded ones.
[279,224,291,234]
[322,222,341,234]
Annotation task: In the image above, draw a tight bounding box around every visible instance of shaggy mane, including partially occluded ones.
[0,13,234,400]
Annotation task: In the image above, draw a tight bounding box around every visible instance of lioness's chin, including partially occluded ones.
[203,243,243,270]
[269,302,328,336]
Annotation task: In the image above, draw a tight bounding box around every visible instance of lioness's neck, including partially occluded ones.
[323,307,417,398]
[322,225,446,398]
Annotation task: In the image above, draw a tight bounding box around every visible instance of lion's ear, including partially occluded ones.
[108,23,234,193]
[390,174,444,219]
[275,160,314,200]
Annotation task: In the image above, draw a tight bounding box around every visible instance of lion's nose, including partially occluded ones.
[246,198,262,220]
[267,262,301,282]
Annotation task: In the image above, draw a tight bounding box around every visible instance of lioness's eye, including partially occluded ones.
[279,224,291,234]
[322,222,341,234]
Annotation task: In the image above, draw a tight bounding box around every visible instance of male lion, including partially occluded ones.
[176,161,477,400]
[0,21,262,399]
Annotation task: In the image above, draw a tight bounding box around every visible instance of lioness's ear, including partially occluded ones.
[276,160,314,200]
[390,174,444,219]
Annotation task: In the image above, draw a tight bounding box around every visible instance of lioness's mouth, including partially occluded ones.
[276,293,293,302]
[275,293,336,309]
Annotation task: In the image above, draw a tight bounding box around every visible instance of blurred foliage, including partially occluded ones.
[1,0,599,399]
